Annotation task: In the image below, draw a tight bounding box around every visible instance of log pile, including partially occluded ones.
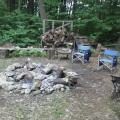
[0,58,78,95]
[41,27,74,48]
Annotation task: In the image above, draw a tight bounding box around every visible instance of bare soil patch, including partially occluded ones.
[0,57,119,120]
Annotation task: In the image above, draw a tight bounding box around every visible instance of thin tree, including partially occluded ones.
[38,0,47,19]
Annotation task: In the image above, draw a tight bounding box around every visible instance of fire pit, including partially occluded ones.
[0,58,78,95]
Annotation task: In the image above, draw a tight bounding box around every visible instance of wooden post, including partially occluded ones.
[18,0,21,12]
[62,21,65,27]
[52,20,55,30]
[43,19,46,34]
[41,20,46,47]
[70,21,73,31]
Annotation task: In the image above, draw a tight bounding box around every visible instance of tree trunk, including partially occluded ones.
[38,0,47,19]
[18,0,21,12]
[27,0,34,14]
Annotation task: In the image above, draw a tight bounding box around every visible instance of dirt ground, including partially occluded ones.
[0,57,119,120]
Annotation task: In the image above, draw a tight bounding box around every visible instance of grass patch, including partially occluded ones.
[110,100,120,119]
[8,49,47,58]
[51,93,69,119]
[0,59,13,71]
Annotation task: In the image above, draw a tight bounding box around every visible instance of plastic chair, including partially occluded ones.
[98,50,119,71]
[71,41,91,64]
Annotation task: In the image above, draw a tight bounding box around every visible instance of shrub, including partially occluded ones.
[0,11,42,47]
[9,49,47,57]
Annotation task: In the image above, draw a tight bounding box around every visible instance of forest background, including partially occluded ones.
[0,0,119,47]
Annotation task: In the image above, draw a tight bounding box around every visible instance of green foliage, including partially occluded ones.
[0,11,42,47]
[0,0,7,16]
[72,0,120,44]
[45,0,61,6]
[9,50,47,57]
[44,0,120,44]
[0,0,120,46]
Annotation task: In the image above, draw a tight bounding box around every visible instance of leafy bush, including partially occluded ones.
[0,11,42,47]
[9,49,47,57]
[0,0,120,47]
[74,16,114,43]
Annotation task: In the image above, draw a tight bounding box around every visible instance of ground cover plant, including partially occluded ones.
[9,49,47,57]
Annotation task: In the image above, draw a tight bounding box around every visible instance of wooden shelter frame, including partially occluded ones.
[41,19,73,47]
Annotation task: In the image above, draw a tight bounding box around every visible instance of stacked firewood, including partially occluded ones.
[41,27,74,48]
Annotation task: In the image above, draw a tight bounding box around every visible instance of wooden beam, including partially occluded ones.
[42,23,70,36]
[70,21,73,31]
[43,20,46,34]
[43,19,72,23]
[41,20,46,47]
[62,21,65,27]
[52,20,55,30]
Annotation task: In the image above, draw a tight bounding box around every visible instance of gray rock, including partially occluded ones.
[21,89,25,94]
[34,74,46,81]
[5,72,15,77]
[42,67,52,74]
[68,76,78,85]
[65,86,70,91]
[6,63,22,71]
[6,77,15,82]
[60,87,65,92]
[24,72,34,80]
[49,87,54,93]
[15,68,26,74]
[28,64,36,71]
[21,83,31,89]
[16,84,22,90]
[32,63,43,69]
[3,84,17,91]
[25,88,31,94]
[7,85,17,91]
[53,78,68,86]
[16,71,34,81]
[64,70,78,77]
[47,75,57,82]
[16,73,26,81]
[29,71,36,76]
[6,65,15,71]
[13,63,22,69]
[45,87,54,94]
[62,78,69,83]
[32,90,41,96]
[46,63,58,70]
[26,61,36,70]
[31,80,41,90]
[53,84,64,90]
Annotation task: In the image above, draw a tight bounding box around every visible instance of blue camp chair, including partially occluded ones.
[98,50,119,71]
[71,41,91,64]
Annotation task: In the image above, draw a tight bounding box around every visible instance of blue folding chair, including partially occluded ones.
[98,50,119,71]
[71,41,91,64]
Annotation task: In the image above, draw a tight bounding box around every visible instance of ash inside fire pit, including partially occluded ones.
[0,58,78,95]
